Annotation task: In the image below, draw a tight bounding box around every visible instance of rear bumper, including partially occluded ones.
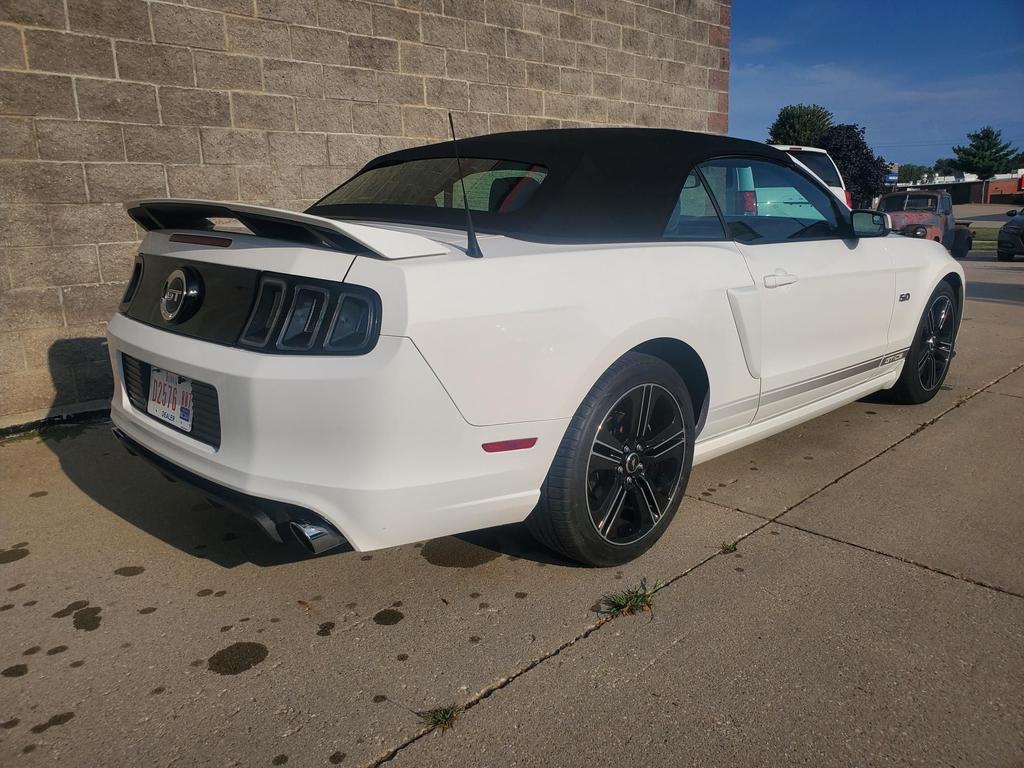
[106,314,567,551]
[112,426,318,543]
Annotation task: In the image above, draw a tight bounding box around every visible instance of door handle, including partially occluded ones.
[764,271,798,289]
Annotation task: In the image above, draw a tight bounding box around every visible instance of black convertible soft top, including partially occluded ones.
[308,128,792,243]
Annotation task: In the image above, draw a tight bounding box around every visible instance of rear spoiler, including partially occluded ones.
[126,198,449,260]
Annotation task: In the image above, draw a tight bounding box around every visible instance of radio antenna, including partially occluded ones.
[448,112,483,258]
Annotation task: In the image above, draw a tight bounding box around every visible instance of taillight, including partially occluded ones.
[239,278,285,347]
[844,190,853,208]
[119,256,144,311]
[239,273,381,356]
[277,285,329,351]
[324,294,375,353]
[737,190,757,214]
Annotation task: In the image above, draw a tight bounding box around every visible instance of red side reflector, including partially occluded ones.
[170,233,232,248]
[482,437,538,453]
[844,190,853,208]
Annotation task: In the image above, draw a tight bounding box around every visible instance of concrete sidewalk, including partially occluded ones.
[2,256,1023,767]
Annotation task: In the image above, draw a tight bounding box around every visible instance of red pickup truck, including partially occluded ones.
[878,190,973,258]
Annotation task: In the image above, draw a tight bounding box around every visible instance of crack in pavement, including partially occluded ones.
[368,547,729,766]
[366,360,1024,767]
[368,615,613,766]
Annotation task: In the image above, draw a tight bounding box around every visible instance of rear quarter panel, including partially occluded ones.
[347,240,760,429]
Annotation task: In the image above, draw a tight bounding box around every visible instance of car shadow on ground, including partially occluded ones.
[42,338,568,570]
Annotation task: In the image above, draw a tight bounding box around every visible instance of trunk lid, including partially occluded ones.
[120,200,456,351]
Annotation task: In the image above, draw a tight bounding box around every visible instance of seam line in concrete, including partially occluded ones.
[771,518,1024,599]
[368,546,728,767]
[367,619,608,765]
[366,361,1024,766]
[770,360,1024,522]
[693,360,1024,600]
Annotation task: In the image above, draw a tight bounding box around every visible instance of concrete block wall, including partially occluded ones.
[0,0,730,426]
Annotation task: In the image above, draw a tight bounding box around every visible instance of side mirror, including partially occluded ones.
[851,210,889,237]
[1008,210,1019,217]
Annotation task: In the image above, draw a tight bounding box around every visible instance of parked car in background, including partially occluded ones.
[998,209,1024,261]
[772,145,851,208]
[879,190,973,259]
[107,129,965,566]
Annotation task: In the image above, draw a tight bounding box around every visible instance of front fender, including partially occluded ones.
[889,238,965,349]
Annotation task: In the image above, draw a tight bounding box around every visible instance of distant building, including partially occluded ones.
[895,170,1024,204]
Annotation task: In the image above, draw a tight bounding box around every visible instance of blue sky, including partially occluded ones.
[729,0,1024,165]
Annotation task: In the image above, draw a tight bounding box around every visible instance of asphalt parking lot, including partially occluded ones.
[2,254,1023,767]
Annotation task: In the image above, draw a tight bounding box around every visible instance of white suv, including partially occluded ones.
[772,145,851,208]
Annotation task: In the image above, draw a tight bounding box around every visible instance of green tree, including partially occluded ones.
[897,164,930,184]
[933,157,959,176]
[767,104,834,146]
[952,126,1018,180]
[818,124,888,207]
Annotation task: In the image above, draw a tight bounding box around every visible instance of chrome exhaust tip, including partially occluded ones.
[290,522,345,555]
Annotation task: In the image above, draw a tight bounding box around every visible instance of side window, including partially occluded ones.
[699,158,845,244]
[662,171,726,241]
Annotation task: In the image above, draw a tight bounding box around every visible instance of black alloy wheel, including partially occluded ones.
[917,293,955,392]
[527,352,695,566]
[886,282,958,405]
[587,384,687,545]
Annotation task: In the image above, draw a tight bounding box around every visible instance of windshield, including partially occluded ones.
[313,158,548,214]
[788,151,842,187]
[880,194,937,212]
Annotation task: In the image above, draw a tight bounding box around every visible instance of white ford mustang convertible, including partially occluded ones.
[108,129,964,566]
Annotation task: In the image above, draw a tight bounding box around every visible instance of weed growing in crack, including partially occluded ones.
[720,541,738,554]
[599,578,663,617]
[418,704,464,732]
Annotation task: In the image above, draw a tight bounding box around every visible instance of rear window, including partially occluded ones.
[314,158,548,214]
[788,151,842,187]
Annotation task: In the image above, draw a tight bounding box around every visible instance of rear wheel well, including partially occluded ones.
[632,338,710,435]
[941,272,964,321]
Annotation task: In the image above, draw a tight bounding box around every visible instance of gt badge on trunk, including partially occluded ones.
[160,267,202,323]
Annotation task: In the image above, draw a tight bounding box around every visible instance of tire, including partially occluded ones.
[527,352,695,566]
[950,230,970,259]
[997,251,1015,262]
[885,283,958,405]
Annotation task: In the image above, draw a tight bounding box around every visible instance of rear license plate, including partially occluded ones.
[147,368,194,433]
